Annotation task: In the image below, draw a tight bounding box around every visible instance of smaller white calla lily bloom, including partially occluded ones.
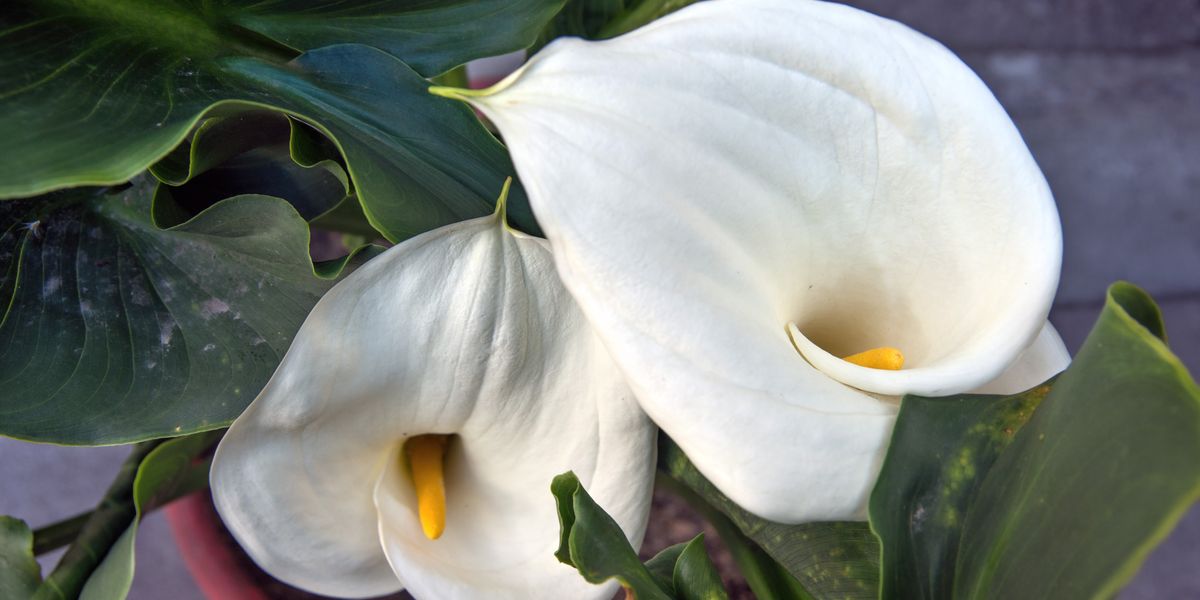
[434,0,1069,523]
[210,186,656,599]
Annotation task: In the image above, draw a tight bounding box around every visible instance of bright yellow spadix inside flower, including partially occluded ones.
[405,435,449,540]
[842,347,905,370]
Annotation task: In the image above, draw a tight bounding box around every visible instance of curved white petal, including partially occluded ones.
[972,322,1070,395]
[461,0,1060,521]
[211,213,655,598]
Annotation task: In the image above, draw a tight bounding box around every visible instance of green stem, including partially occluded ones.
[30,457,214,557]
[31,512,93,556]
[36,442,159,598]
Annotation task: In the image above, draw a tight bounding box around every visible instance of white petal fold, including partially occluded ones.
[211,211,656,599]
[971,322,1070,395]
[460,0,1062,521]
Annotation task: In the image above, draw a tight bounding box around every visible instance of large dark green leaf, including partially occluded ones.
[1,2,550,239]
[229,0,563,76]
[658,437,880,600]
[225,45,540,240]
[0,178,373,444]
[31,432,219,600]
[870,282,1200,599]
[532,0,698,51]
[0,517,40,599]
[150,111,352,226]
[867,385,1049,598]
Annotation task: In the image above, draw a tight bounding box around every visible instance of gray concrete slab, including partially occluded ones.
[967,51,1200,304]
[0,439,202,599]
[842,0,1200,51]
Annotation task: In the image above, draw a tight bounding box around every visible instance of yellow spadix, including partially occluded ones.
[405,435,449,540]
[842,347,905,370]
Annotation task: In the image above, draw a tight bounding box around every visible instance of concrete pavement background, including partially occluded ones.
[2,1,1197,597]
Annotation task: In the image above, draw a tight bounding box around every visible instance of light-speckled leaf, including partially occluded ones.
[870,282,1200,599]
[0,178,367,444]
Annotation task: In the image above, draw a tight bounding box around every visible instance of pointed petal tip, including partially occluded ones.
[492,176,513,223]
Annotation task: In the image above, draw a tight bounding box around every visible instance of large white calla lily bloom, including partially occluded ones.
[210,190,656,599]
[433,0,1069,523]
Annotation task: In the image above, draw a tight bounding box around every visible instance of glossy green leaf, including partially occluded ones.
[0,178,368,444]
[645,542,688,593]
[223,0,563,77]
[703,508,813,600]
[867,385,1049,598]
[150,111,351,226]
[2,3,546,239]
[30,432,219,600]
[148,110,298,187]
[673,535,729,600]
[552,471,673,599]
[0,517,40,598]
[658,437,880,600]
[533,0,698,51]
[224,45,540,240]
[870,282,1200,599]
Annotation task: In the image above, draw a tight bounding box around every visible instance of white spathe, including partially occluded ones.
[209,207,656,599]
[450,0,1067,522]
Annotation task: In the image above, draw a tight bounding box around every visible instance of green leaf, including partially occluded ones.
[533,0,698,51]
[223,0,564,77]
[640,537,731,600]
[32,432,219,600]
[867,384,1049,598]
[148,110,299,188]
[0,517,41,598]
[645,542,688,593]
[225,45,540,241]
[702,509,813,600]
[551,471,674,599]
[0,178,367,444]
[150,111,352,226]
[870,282,1200,599]
[673,535,729,600]
[658,437,880,600]
[2,3,548,239]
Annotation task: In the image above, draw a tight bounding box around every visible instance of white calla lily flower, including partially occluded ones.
[433,0,1068,523]
[210,187,656,599]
